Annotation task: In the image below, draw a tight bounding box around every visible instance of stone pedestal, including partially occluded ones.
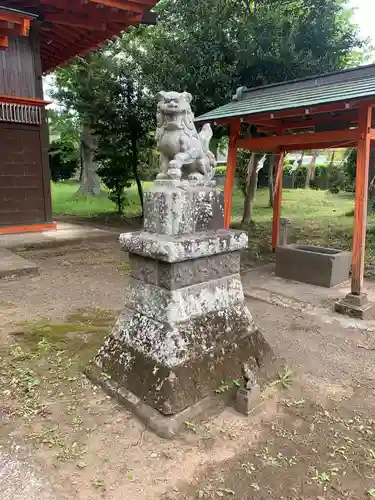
[88,180,273,436]
[279,218,291,246]
[335,292,374,320]
[236,385,261,416]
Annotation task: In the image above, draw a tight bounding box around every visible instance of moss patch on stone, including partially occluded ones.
[0,308,116,464]
[13,308,114,367]
[117,259,131,275]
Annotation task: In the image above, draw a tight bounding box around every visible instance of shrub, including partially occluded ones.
[344,149,357,191]
[328,163,346,193]
[49,140,79,182]
[215,164,227,176]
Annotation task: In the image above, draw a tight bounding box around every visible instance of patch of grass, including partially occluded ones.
[117,259,131,275]
[231,187,355,223]
[270,367,295,389]
[66,307,115,328]
[13,307,114,366]
[0,308,115,462]
[233,187,375,277]
[52,180,152,217]
[0,300,14,308]
[51,182,375,276]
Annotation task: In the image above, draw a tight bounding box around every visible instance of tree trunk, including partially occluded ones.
[292,151,304,188]
[79,143,84,182]
[131,136,144,218]
[329,150,336,168]
[268,155,274,207]
[242,153,258,225]
[368,146,375,205]
[79,124,101,195]
[209,137,219,160]
[305,151,318,189]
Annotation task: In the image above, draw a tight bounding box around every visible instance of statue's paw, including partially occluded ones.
[188,173,204,181]
[167,161,182,180]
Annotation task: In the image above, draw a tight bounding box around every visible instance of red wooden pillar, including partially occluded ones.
[351,104,372,295]
[272,148,285,250]
[224,121,240,229]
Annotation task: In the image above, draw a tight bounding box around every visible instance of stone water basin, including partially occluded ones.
[275,244,352,288]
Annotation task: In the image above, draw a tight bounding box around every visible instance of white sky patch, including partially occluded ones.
[348,0,375,42]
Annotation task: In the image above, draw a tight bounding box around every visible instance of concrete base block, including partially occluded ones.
[86,363,221,439]
[236,385,261,416]
[335,293,374,320]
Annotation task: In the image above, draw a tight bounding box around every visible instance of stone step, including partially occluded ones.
[0,248,39,279]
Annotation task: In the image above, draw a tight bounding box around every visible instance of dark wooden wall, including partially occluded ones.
[0,27,52,227]
[0,123,49,226]
[0,36,40,98]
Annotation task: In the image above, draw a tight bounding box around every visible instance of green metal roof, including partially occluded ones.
[195,64,375,123]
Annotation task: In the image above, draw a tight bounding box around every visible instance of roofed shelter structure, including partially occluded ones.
[196,64,375,310]
[0,0,157,234]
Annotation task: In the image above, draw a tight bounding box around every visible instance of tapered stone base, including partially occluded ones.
[93,304,272,415]
[86,362,225,438]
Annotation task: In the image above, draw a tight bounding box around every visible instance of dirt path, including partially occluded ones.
[0,241,374,499]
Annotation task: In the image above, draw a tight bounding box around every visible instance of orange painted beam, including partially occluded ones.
[0,222,57,235]
[236,128,359,151]
[369,128,375,140]
[0,36,8,49]
[88,0,148,11]
[224,121,241,229]
[211,99,375,127]
[0,9,32,41]
[250,116,360,132]
[22,19,30,36]
[0,10,34,25]
[272,149,285,251]
[351,104,372,295]
[280,113,359,130]
[241,100,368,123]
[272,141,357,152]
[0,95,51,106]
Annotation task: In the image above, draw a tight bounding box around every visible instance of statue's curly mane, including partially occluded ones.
[181,107,196,134]
[156,91,197,140]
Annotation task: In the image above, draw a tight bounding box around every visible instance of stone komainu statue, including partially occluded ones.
[156,91,217,181]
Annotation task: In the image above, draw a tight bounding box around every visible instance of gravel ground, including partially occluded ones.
[0,241,374,499]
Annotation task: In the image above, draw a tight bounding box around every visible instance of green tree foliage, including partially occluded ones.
[48,110,80,182]
[51,0,364,218]
[49,141,79,182]
[131,0,363,222]
[133,0,363,119]
[53,48,154,215]
[344,148,357,190]
[91,57,154,215]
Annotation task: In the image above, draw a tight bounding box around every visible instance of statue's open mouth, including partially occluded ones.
[164,113,182,129]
